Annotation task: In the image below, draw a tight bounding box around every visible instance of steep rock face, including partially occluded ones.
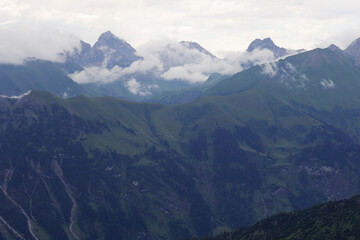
[92,31,143,69]
[344,38,360,68]
[66,31,143,69]
[66,40,94,67]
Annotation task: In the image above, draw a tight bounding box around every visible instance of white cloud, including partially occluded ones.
[0,0,30,19]
[69,66,123,84]
[122,52,164,75]
[224,48,275,70]
[321,79,336,89]
[282,73,310,89]
[0,22,80,64]
[1,0,360,56]
[261,62,278,78]
[2,0,359,84]
[0,90,31,99]
[139,41,281,83]
[159,48,276,83]
[161,66,209,83]
[70,39,281,84]
[125,78,158,96]
[69,47,164,84]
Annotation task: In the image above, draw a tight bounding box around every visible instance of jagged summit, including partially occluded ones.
[66,31,142,69]
[247,37,288,58]
[92,31,142,69]
[247,37,276,51]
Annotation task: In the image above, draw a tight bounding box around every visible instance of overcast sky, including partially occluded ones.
[1,0,360,58]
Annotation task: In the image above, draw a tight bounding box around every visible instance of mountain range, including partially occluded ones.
[1,33,360,239]
[2,42,360,239]
[0,31,304,102]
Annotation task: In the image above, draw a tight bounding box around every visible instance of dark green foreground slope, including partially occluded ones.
[196,195,360,240]
[1,48,360,239]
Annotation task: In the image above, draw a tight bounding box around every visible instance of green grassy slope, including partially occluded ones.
[19,79,360,239]
[204,49,360,111]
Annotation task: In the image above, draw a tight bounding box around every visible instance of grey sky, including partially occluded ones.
[1,0,360,57]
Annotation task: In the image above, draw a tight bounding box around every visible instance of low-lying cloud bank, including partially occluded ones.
[70,40,280,84]
[0,24,80,64]
[0,25,290,85]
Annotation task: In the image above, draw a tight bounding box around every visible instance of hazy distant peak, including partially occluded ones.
[94,31,129,49]
[99,30,116,39]
[247,38,277,51]
[247,37,288,58]
[180,41,217,58]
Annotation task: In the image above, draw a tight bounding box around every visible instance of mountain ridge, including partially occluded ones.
[3,62,360,238]
[195,194,360,240]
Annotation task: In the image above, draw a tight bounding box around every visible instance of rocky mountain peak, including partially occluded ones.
[247,37,288,58]
[94,31,130,50]
[247,38,276,51]
[66,31,142,69]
